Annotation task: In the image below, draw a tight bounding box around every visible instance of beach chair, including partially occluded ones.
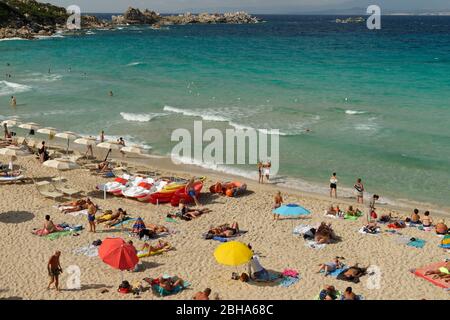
[33,179,65,200]
[51,177,82,198]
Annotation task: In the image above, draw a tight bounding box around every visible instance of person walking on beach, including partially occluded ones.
[10,96,16,107]
[329,172,338,198]
[257,161,263,184]
[100,130,105,143]
[3,123,9,140]
[263,161,271,183]
[47,251,63,291]
[354,178,364,204]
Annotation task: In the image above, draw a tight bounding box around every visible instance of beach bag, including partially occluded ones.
[92,239,102,246]
[370,211,378,219]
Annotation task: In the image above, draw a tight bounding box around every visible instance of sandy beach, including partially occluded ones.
[0,145,448,301]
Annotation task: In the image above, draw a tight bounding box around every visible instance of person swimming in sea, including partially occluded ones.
[109,90,113,97]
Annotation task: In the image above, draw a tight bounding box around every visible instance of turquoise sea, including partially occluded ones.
[1,15,449,209]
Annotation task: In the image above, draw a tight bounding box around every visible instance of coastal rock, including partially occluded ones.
[112,7,160,25]
[82,15,110,29]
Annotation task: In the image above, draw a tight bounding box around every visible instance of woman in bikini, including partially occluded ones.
[207,222,240,238]
[105,210,128,227]
[60,199,90,214]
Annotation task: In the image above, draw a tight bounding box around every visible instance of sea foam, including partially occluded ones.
[0,81,32,96]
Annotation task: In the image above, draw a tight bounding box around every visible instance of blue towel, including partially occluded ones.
[279,276,300,288]
[407,239,426,248]
[320,265,348,277]
[212,236,229,242]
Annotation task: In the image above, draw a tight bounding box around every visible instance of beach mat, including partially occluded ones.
[305,240,327,250]
[358,227,380,236]
[279,276,300,288]
[319,266,348,277]
[407,238,426,249]
[73,244,99,257]
[66,209,89,217]
[412,262,450,289]
[45,230,73,240]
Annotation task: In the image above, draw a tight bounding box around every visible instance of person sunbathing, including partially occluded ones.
[158,276,184,292]
[315,222,337,244]
[422,211,433,228]
[319,285,339,300]
[60,198,93,214]
[337,264,367,283]
[317,257,344,276]
[424,262,450,282]
[146,223,169,234]
[346,206,361,217]
[168,201,212,220]
[95,209,114,224]
[43,215,59,234]
[105,209,128,227]
[326,205,340,217]
[0,169,21,177]
[342,287,359,300]
[407,209,421,224]
[207,222,240,238]
[435,221,448,235]
[363,222,379,234]
[139,240,171,254]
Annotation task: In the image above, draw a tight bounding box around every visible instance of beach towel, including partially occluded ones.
[305,240,327,250]
[144,277,190,297]
[32,225,65,236]
[412,262,450,289]
[418,225,434,232]
[110,217,137,228]
[319,265,348,277]
[344,213,362,221]
[202,230,247,241]
[165,217,178,223]
[407,238,426,249]
[73,244,99,257]
[45,230,73,240]
[66,209,89,217]
[358,227,380,236]
[252,271,282,283]
[279,269,300,287]
[293,224,313,235]
[394,235,411,245]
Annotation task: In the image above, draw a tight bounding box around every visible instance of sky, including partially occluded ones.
[44,0,450,14]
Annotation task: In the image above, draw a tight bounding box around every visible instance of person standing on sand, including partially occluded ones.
[3,123,9,140]
[87,200,97,232]
[100,130,105,143]
[257,161,263,184]
[354,178,364,204]
[47,251,63,291]
[273,191,283,220]
[186,177,201,206]
[263,161,271,183]
[329,172,338,198]
[10,96,16,107]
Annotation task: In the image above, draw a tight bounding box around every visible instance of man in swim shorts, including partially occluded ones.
[47,251,62,291]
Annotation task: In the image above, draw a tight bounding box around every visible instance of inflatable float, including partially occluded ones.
[209,181,247,197]
[148,177,206,205]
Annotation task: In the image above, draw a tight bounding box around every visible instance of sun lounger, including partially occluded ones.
[0,175,25,183]
[51,177,82,197]
[33,179,65,200]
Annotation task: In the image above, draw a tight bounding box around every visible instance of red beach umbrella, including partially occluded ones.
[98,237,138,271]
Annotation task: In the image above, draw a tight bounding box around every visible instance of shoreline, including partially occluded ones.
[44,137,450,219]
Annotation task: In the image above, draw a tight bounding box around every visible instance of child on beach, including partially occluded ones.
[273,191,283,220]
[257,161,263,184]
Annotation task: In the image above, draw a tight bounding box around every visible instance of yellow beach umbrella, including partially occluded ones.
[213,241,253,267]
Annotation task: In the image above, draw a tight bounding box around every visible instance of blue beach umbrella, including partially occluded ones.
[273,204,310,216]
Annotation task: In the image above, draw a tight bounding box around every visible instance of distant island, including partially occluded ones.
[0,1,261,40]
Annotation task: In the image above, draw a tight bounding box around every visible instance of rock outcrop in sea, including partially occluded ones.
[0,2,261,40]
[111,7,261,26]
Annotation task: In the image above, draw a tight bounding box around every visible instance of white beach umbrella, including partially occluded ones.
[121,145,144,154]
[27,138,38,148]
[97,141,122,161]
[74,136,97,146]
[1,119,19,127]
[43,158,80,171]
[19,122,40,130]
[37,127,58,136]
[55,131,79,154]
[0,146,28,157]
